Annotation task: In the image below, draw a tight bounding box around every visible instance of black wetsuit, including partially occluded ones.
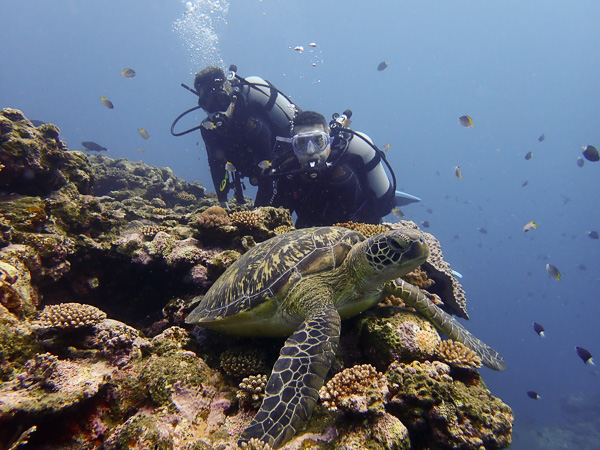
[268,139,395,228]
[201,96,284,205]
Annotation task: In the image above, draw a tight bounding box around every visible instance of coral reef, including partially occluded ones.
[0,109,511,449]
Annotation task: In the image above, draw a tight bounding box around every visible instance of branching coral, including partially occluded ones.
[319,363,389,415]
[273,225,294,236]
[220,347,265,377]
[237,374,268,408]
[35,302,107,329]
[435,340,482,369]
[333,221,391,238]
[140,225,169,238]
[230,210,264,230]
[237,438,273,450]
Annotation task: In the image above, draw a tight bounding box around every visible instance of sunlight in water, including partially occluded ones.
[173,0,229,73]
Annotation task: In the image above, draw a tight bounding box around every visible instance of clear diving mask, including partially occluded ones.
[291,131,330,156]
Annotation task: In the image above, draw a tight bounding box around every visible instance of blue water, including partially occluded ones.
[2,1,599,448]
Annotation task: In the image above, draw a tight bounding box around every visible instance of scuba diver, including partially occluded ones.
[263,110,420,228]
[171,65,298,207]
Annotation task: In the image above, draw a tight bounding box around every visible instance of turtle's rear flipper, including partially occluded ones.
[387,279,506,371]
[239,303,341,448]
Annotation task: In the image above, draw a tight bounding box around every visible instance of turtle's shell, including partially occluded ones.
[186,227,364,324]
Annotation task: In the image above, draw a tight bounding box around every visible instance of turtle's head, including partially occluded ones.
[364,229,429,280]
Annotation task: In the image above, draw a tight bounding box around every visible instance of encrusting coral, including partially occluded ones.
[319,363,389,415]
[435,339,483,369]
[220,347,266,377]
[34,302,107,329]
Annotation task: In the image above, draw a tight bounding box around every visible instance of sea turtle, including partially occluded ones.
[186,226,505,448]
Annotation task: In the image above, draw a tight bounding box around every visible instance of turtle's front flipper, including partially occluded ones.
[239,303,341,448]
[387,279,506,371]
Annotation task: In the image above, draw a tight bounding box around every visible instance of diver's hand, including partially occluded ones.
[219,201,230,212]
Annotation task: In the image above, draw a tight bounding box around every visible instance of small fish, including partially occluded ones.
[309,42,317,47]
[121,68,136,78]
[577,156,585,168]
[588,231,599,239]
[459,115,474,127]
[294,45,304,52]
[138,128,150,139]
[527,391,540,399]
[426,208,433,214]
[545,263,561,281]
[81,141,108,152]
[100,96,114,109]
[136,147,145,154]
[538,133,545,142]
[30,119,45,127]
[582,145,599,162]
[421,220,430,228]
[257,160,272,170]
[523,221,537,232]
[225,162,236,173]
[525,151,533,160]
[577,264,587,271]
[533,322,545,337]
[0,162,4,172]
[453,166,462,179]
[377,61,389,71]
[383,142,390,152]
[522,180,529,187]
[576,346,594,365]
[451,269,463,279]
[392,208,405,218]
[478,227,487,234]
[201,120,217,130]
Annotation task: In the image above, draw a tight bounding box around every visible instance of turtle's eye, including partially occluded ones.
[388,237,408,253]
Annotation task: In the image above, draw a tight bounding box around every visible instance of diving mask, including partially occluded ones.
[199,89,232,113]
[291,131,330,155]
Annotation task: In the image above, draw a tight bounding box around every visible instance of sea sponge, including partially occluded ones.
[230,210,264,230]
[220,347,265,377]
[319,363,389,415]
[237,374,268,408]
[35,303,107,329]
[333,221,391,238]
[435,340,482,369]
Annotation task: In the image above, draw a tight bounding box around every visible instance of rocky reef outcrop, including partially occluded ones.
[0,108,512,449]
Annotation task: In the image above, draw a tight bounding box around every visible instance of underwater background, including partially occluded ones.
[2,1,599,448]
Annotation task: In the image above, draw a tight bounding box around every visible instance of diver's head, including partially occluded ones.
[194,66,235,124]
[291,111,331,169]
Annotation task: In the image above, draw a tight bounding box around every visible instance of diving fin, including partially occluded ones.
[395,190,421,206]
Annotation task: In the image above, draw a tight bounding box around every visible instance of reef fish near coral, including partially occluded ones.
[81,141,108,152]
[576,346,594,365]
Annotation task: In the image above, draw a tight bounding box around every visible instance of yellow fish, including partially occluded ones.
[138,128,150,139]
[453,165,463,179]
[100,96,114,109]
[523,221,537,232]
[383,142,390,152]
[392,208,404,218]
[258,160,272,170]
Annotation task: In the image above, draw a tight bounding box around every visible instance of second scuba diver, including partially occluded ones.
[171,65,298,208]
